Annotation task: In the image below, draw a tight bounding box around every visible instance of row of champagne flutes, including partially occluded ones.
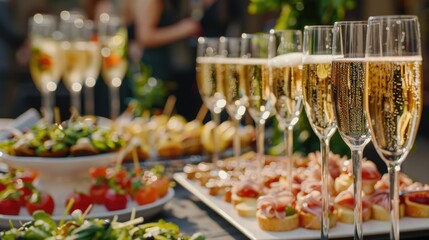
[196,15,422,240]
[28,12,127,122]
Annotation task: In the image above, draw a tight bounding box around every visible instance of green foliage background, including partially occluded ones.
[248,0,356,157]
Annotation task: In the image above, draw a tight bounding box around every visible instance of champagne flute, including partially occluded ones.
[269,29,303,191]
[60,15,87,114]
[365,15,422,240]
[218,37,247,162]
[29,14,62,123]
[82,20,101,116]
[240,33,273,177]
[99,13,128,120]
[331,21,370,240]
[302,25,335,239]
[196,37,225,163]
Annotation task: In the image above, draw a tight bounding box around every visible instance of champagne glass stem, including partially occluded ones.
[256,120,265,178]
[84,86,95,115]
[233,118,241,161]
[42,91,54,123]
[109,86,120,120]
[211,110,220,164]
[388,163,401,240]
[284,126,293,190]
[321,138,330,240]
[71,92,81,114]
[351,148,363,240]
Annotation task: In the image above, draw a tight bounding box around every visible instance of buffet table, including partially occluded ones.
[1,114,429,240]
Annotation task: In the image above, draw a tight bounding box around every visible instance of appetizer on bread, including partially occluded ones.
[405,192,429,218]
[231,178,261,206]
[371,190,405,221]
[404,182,429,218]
[334,189,372,223]
[298,191,338,230]
[257,190,299,231]
[335,159,381,195]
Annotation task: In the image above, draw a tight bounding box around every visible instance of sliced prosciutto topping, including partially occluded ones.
[300,191,323,220]
[232,178,261,198]
[335,189,373,211]
[344,159,381,181]
[375,173,413,190]
[361,160,381,181]
[300,179,322,194]
[306,151,345,179]
[257,191,295,219]
[372,190,390,210]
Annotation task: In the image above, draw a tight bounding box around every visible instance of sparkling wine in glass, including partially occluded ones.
[302,25,335,239]
[240,33,273,177]
[217,37,248,162]
[83,20,101,116]
[365,15,422,240]
[269,29,303,191]
[29,14,62,123]
[196,37,225,163]
[331,21,370,240]
[99,13,128,119]
[60,15,87,114]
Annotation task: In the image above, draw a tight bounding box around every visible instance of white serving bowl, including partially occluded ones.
[0,151,119,206]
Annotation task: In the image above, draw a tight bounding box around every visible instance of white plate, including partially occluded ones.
[0,151,119,206]
[174,172,429,240]
[0,188,174,228]
[0,151,118,174]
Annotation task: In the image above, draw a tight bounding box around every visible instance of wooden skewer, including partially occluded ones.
[195,104,208,122]
[142,110,150,122]
[54,107,61,124]
[69,107,79,120]
[132,144,141,177]
[81,204,93,221]
[162,95,176,117]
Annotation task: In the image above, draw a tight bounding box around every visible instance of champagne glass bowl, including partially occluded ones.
[331,20,370,240]
[302,25,335,239]
[99,13,128,120]
[365,15,423,240]
[29,14,62,123]
[269,29,303,191]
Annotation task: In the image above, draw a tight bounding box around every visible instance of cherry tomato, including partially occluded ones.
[26,191,55,215]
[0,198,20,215]
[65,192,93,213]
[104,188,128,211]
[133,186,159,206]
[0,183,6,192]
[14,170,38,183]
[264,176,280,188]
[124,177,138,196]
[149,176,170,198]
[236,186,259,198]
[89,166,108,179]
[113,169,129,187]
[89,184,109,204]
[17,186,33,207]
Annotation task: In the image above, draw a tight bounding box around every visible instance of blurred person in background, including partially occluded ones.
[0,0,25,118]
[124,0,243,120]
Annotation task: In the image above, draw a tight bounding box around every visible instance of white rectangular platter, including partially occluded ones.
[174,172,429,240]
